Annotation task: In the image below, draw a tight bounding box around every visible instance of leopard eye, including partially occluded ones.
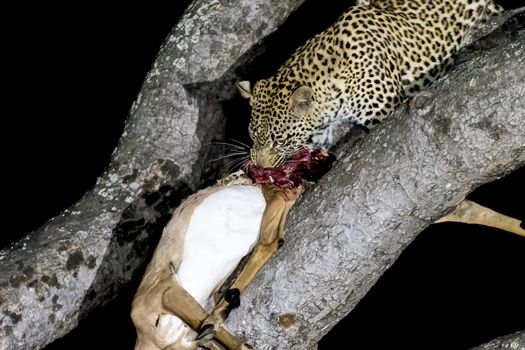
[274,136,286,147]
[249,125,259,140]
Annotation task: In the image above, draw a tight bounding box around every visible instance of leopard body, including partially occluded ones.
[238,0,502,167]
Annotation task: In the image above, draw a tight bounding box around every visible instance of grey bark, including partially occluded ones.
[470,330,525,350]
[0,1,523,350]
[224,11,525,350]
[0,1,305,349]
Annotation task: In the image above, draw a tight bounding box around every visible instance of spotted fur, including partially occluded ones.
[239,0,502,167]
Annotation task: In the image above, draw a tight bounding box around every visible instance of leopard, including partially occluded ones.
[237,0,503,168]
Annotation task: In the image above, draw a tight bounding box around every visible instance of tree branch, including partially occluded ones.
[0,1,306,349]
[224,11,525,350]
[470,330,525,350]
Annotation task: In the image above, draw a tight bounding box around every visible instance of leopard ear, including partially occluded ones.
[236,81,252,99]
[290,85,315,114]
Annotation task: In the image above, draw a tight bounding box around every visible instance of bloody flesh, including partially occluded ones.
[243,147,335,188]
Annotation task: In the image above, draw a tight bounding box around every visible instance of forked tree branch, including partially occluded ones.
[0,1,306,349]
[0,2,523,350]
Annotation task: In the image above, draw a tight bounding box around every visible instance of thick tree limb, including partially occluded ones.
[470,330,525,350]
[0,1,306,349]
[224,11,525,350]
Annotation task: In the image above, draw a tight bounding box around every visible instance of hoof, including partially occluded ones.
[219,308,231,321]
[197,323,216,341]
[225,288,241,309]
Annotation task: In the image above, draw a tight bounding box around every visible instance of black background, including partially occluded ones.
[3,2,524,349]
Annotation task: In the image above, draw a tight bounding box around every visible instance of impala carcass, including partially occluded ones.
[131,147,335,350]
[131,175,304,350]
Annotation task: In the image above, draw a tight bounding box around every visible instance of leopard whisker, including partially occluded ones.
[209,151,249,163]
[226,155,251,173]
[208,141,246,151]
[226,138,251,150]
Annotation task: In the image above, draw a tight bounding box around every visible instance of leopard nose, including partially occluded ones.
[251,147,282,168]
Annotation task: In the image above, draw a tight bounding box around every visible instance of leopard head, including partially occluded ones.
[237,80,323,168]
